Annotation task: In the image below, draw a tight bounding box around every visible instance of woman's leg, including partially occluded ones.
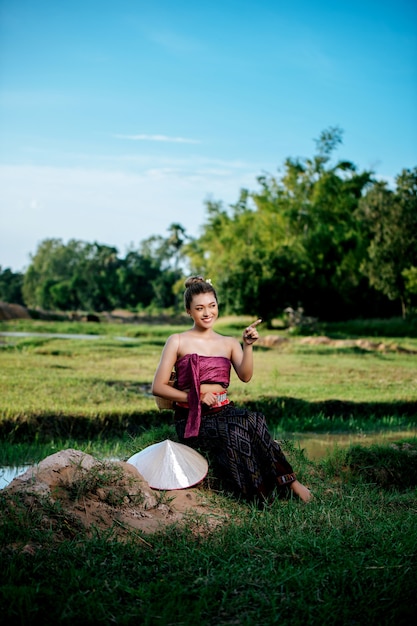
[176,407,312,503]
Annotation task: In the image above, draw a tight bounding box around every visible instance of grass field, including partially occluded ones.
[0,316,417,624]
[1,317,416,457]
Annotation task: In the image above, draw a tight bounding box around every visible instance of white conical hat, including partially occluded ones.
[127,440,208,490]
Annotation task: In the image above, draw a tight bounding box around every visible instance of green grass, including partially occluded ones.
[0,317,190,337]
[1,318,417,452]
[1,317,417,624]
[1,452,416,625]
[320,315,417,339]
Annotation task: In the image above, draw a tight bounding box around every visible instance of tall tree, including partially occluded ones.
[185,128,374,322]
[357,167,417,317]
[116,250,159,309]
[22,239,122,311]
[21,231,190,313]
[140,223,189,310]
[72,242,122,311]
[22,239,87,309]
[0,267,25,305]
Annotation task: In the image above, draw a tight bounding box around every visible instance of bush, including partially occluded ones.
[346,441,417,489]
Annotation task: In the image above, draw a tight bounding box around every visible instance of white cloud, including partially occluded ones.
[114,134,200,144]
[0,158,259,271]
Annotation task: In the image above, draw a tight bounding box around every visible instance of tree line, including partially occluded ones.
[1,128,416,322]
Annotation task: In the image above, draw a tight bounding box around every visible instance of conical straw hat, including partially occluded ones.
[127,440,208,490]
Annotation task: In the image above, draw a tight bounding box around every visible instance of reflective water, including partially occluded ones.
[285,430,416,460]
[0,465,31,490]
[0,331,139,342]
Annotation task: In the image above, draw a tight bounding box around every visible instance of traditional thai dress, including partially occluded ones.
[173,353,296,503]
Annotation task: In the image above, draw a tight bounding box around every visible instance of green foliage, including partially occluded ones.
[116,249,160,309]
[22,238,122,311]
[346,440,417,489]
[20,226,188,313]
[0,267,24,305]
[322,316,417,338]
[357,167,417,317]
[186,127,379,322]
[402,266,417,302]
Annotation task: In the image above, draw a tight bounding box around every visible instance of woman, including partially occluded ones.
[152,276,311,504]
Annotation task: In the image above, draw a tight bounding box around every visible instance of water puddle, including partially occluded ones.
[0,331,102,340]
[286,430,417,460]
[0,331,139,342]
[0,465,31,490]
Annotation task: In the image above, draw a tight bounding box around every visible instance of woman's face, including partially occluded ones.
[188,291,218,329]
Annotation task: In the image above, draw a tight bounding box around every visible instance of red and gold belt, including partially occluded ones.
[176,390,230,410]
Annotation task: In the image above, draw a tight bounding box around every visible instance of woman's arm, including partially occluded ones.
[151,334,188,403]
[231,338,253,382]
[230,319,261,382]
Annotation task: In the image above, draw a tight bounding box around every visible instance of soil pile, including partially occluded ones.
[4,449,227,541]
[0,301,31,321]
[298,335,417,354]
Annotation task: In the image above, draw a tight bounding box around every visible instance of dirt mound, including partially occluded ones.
[256,334,417,354]
[0,301,31,321]
[5,449,227,541]
[298,336,417,354]
[257,335,289,348]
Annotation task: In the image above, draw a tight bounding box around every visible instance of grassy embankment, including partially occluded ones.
[0,316,417,624]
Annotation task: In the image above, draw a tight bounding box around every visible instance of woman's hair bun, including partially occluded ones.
[183,275,217,309]
[184,276,205,288]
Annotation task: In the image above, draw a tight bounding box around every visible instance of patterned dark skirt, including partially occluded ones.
[174,403,296,504]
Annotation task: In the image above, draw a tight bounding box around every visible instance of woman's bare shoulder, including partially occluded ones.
[217,333,240,345]
[166,330,192,343]
[214,333,240,356]
[166,330,195,355]
[162,333,182,355]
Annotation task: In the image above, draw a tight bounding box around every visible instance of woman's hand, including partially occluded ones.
[200,390,220,407]
[242,318,262,346]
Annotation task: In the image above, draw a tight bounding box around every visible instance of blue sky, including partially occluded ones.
[1,0,416,272]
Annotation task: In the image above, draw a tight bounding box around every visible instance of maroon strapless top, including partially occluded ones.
[175,354,231,438]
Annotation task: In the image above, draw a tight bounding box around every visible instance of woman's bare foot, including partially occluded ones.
[290,480,313,502]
